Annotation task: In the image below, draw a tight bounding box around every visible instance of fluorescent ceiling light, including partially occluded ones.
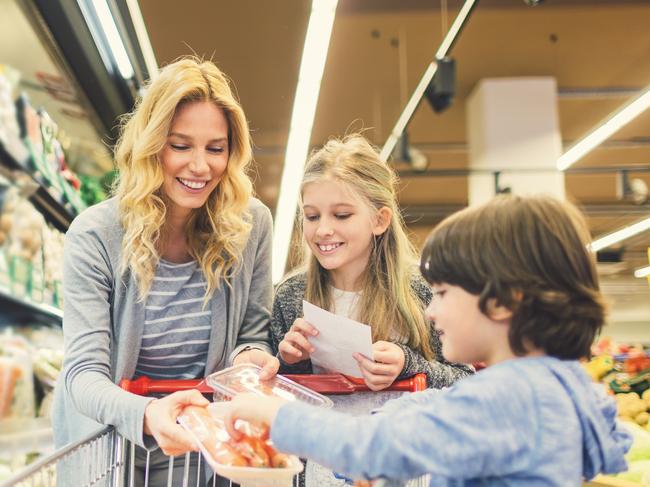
[379,62,438,162]
[557,85,650,171]
[589,216,650,253]
[435,0,477,59]
[80,0,135,79]
[125,0,158,79]
[272,0,337,283]
[379,0,477,162]
[634,266,650,279]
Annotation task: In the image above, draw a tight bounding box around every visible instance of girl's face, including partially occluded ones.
[302,180,390,290]
[160,100,229,222]
[425,283,504,365]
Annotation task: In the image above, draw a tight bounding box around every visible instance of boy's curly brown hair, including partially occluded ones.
[420,195,605,360]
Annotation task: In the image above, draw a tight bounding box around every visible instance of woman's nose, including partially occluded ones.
[188,150,209,174]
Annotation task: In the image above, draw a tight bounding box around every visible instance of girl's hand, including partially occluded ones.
[223,392,286,440]
[143,389,209,456]
[233,348,280,380]
[353,341,405,391]
[278,318,319,365]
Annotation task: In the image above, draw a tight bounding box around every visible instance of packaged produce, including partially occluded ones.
[0,332,35,419]
[178,402,302,487]
[0,357,22,418]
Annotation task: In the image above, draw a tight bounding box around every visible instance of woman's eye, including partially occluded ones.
[207,146,225,154]
[304,215,319,222]
[335,214,351,220]
[171,144,189,151]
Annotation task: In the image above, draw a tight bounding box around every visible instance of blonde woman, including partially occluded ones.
[53,57,278,485]
[271,134,473,486]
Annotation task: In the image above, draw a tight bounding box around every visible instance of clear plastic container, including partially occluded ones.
[205,363,334,408]
[178,402,303,487]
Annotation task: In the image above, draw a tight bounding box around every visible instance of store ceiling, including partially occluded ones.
[138,0,650,281]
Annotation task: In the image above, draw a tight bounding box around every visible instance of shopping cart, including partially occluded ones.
[0,374,430,487]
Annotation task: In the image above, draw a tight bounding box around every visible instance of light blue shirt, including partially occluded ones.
[272,356,631,486]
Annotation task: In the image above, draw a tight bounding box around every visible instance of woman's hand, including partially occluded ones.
[233,348,280,380]
[353,341,405,391]
[222,392,286,440]
[143,389,209,456]
[278,318,319,365]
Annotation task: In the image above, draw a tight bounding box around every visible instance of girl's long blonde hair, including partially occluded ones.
[299,135,433,359]
[113,57,253,301]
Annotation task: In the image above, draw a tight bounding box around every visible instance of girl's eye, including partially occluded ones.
[171,144,189,151]
[335,214,351,220]
[304,215,319,222]
[207,147,225,154]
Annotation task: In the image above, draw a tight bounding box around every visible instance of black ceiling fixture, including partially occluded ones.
[424,57,456,114]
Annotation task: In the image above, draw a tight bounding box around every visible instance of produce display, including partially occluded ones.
[585,338,650,484]
[0,325,63,483]
[0,63,105,486]
[1,64,112,220]
[0,188,64,308]
[15,91,86,216]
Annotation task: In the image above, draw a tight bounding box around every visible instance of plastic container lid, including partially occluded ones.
[205,363,334,408]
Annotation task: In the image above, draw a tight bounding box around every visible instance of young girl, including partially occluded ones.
[271,135,472,485]
[274,135,472,386]
[226,194,632,486]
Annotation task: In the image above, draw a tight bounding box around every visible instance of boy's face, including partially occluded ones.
[425,283,506,366]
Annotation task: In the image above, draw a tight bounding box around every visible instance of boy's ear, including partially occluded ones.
[486,298,513,322]
[372,206,393,236]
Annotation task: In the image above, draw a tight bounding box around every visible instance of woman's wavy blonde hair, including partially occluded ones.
[113,57,253,301]
[297,134,433,359]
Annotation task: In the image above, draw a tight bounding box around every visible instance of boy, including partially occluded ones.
[223,195,632,486]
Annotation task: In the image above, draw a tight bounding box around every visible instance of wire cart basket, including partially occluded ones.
[0,374,430,487]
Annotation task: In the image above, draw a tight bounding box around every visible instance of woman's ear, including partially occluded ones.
[372,207,393,236]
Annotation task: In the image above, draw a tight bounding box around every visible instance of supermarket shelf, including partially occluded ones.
[0,137,73,232]
[0,287,62,326]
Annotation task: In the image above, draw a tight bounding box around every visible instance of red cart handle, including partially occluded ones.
[343,373,427,392]
[119,377,211,395]
[119,373,427,396]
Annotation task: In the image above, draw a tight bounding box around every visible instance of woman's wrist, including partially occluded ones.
[143,398,158,436]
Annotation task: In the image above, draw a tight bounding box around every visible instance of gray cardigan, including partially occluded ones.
[52,196,273,449]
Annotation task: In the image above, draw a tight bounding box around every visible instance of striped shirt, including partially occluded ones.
[135,259,211,380]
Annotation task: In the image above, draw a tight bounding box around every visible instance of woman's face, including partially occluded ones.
[160,100,230,221]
